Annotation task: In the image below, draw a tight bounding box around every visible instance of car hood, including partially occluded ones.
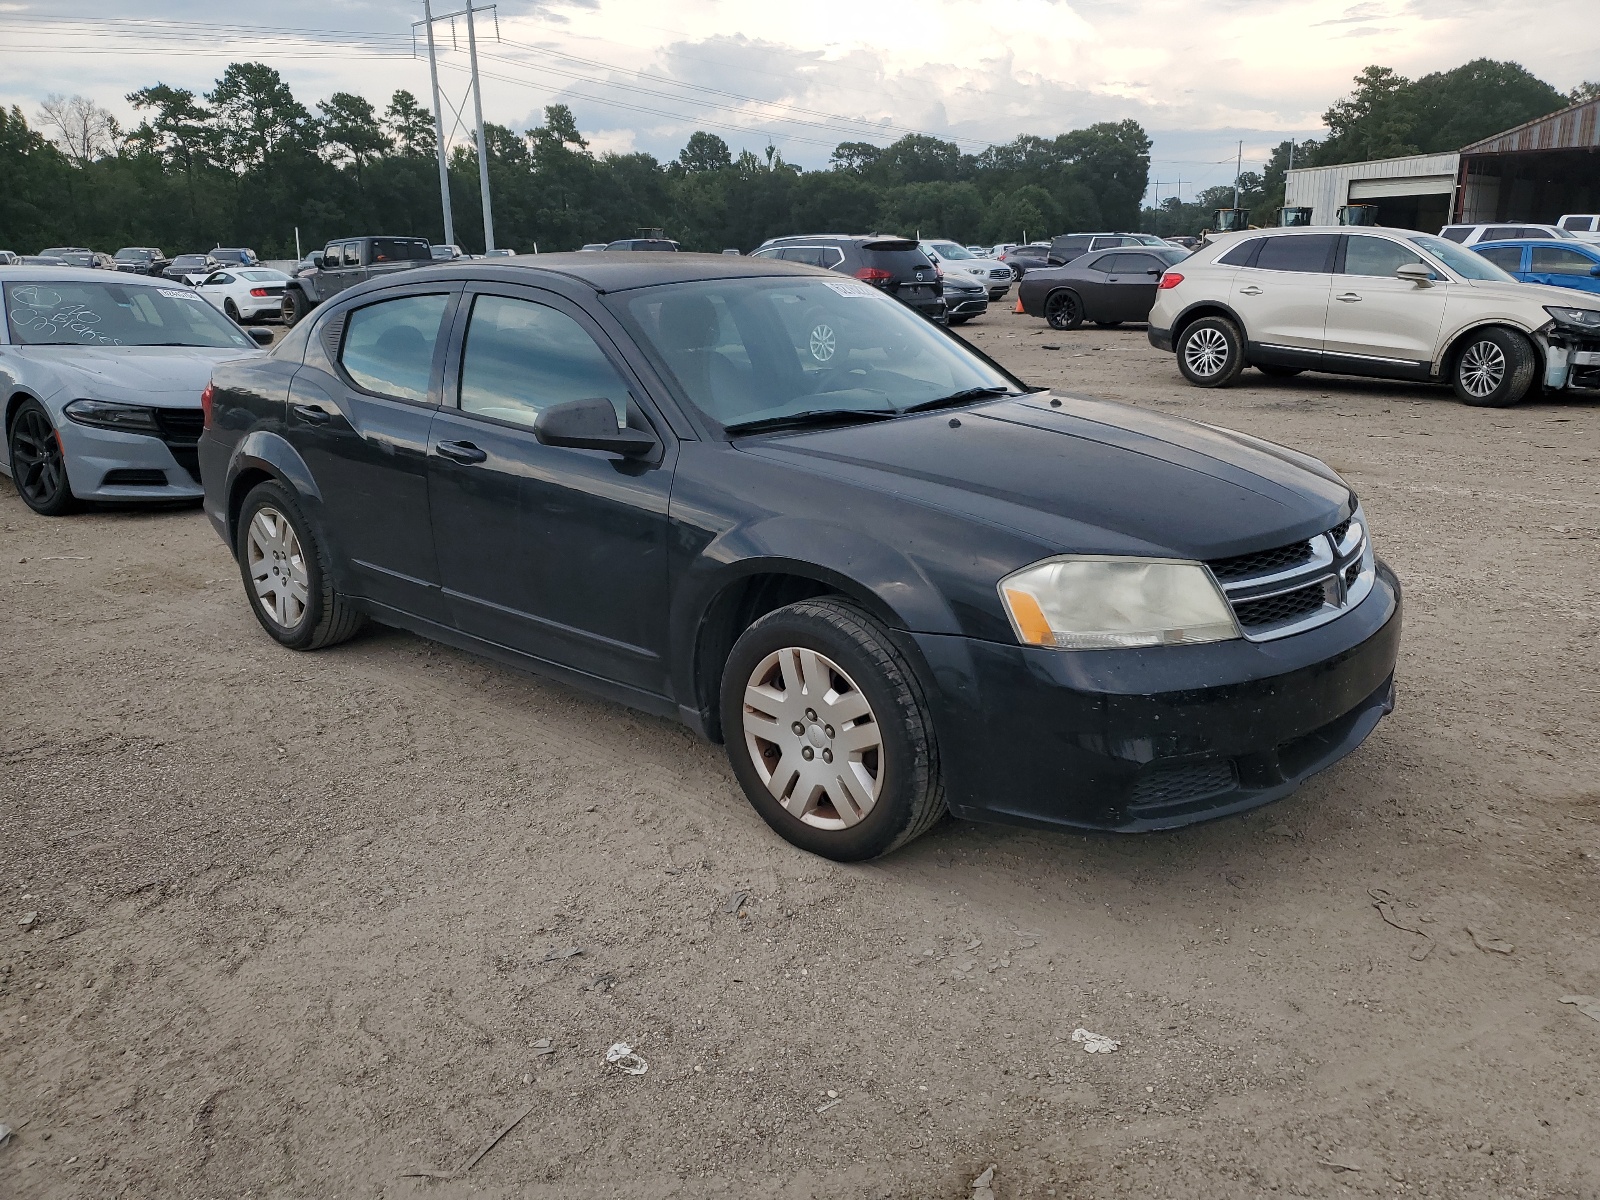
[17,345,259,403]
[738,393,1352,561]
[1463,277,1600,313]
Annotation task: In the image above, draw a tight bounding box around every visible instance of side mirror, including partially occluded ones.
[1396,262,1435,286]
[1589,264,1600,277]
[247,327,274,346]
[534,396,660,459]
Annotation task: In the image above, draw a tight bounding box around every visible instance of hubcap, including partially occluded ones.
[741,647,882,830]
[809,323,836,362]
[246,506,309,629]
[1459,340,1506,398]
[10,409,66,507]
[1183,327,1230,377]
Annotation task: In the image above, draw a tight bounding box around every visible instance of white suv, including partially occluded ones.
[1148,226,1600,407]
[918,240,1015,300]
[1437,223,1579,246]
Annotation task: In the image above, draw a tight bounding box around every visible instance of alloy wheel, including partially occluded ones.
[10,407,68,509]
[1459,339,1506,399]
[1183,326,1230,377]
[741,646,882,830]
[246,505,310,629]
[1044,292,1078,330]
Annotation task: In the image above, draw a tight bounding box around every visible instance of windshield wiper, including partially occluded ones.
[899,385,1017,413]
[724,408,898,435]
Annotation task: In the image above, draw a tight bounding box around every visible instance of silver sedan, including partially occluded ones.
[1,267,268,515]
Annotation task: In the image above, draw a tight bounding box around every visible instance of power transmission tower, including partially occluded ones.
[414,3,499,252]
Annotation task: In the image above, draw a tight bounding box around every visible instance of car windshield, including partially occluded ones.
[932,242,975,259]
[115,249,151,261]
[58,253,94,267]
[4,280,255,348]
[173,256,208,268]
[238,269,289,282]
[614,276,1019,433]
[1409,235,1516,282]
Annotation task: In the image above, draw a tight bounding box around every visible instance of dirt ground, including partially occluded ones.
[3,304,1598,1200]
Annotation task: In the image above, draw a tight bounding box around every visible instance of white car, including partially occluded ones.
[918,239,1015,300]
[1437,222,1582,246]
[0,267,268,514]
[1557,215,1600,243]
[1148,225,1600,407]
[194,267,292,323]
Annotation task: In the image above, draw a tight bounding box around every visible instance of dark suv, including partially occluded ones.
[752,236,945,321]
[114,247,170,275]
[281,236,432,326]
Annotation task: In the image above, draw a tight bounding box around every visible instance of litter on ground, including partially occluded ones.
[605,1042,649,1074]
[1071,1027,1121,1053]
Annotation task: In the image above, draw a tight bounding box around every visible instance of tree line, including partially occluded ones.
[1140,59,1598,237]
[0,61,1151,258]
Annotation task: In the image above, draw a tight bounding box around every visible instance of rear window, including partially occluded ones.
[369,238,432,262]
[1560,216,1595,232]
[1254,235,1337,273]
[860,245,935,276]
[1216,238,1264,267]
[1439,228,1470,243]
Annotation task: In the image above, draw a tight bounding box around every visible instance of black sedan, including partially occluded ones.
[199,254,1400,860]
[1019,246,1189,329]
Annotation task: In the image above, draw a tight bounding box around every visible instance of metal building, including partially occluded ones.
[1284,96,1600,232]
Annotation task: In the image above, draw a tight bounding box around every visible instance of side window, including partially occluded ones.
[1560,216,1592,232]
[339,294,450,402]
[821,247,845,268]
[1111,253,1162,274]
[1083,254,1118,272]
[1531,246,1595,274]
[458,294,631,429]
[323,243,343,266]
[1342,235,1428,277]
[1255,235,1337,273]
[343,242,364,267]
[750,248,779,259]
[1217,238,1264,267]
[1439,228,1470,243]
[1475,246,1524,272]
[1483,227,1520,242]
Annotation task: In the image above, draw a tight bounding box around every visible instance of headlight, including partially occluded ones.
[1545,305,1600,329]
[63,399,161,433]
[998,556,1240,650]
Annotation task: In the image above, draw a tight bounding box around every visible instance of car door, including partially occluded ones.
[286,284,460,619]
[426,284,676,697]
[198,271,233,311]
[1321,234,1449,373]
[317,242,352,297]
[1228,233,1338,362]
[1068,253,1116,315]
[1528,244,1600,294]
[1101,252,1167,321]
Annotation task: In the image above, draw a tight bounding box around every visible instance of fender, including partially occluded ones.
[1170,296,1250,340]
[289,276,323,306]
[221,429,348,584]
[668,514,965,733]
[1430,316,1543,375]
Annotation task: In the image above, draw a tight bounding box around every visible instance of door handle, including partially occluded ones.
[436,439,487,464]
[1336,292,1363,302]
[292,403,331,425]
[1238,285,1263,296]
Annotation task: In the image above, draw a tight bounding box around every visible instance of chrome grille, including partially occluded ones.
[1208,507,1374,642]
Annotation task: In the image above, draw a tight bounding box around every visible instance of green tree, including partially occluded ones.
[318,92,390,189]
[384,90,436,157]
[205,62,318,170]
[677,131,732,173]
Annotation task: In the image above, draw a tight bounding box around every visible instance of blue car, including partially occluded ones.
[1472,239,1600,295]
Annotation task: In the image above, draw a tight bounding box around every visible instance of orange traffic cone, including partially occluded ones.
[1013,296,1024,313]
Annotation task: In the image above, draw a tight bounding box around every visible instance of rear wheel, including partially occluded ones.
[720,599,945,861]
[1176,316,1246,388]
[281,289,308,328]
[7,399,76,516]
[1450,327,1535,407]
[1043,290,1083,330]
[236,480,365,650]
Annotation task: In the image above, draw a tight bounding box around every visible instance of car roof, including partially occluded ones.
[403,251,831,293]
[1476,237,1599,251]
[0,265,177,284]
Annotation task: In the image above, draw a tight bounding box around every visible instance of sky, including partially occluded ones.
[2,0,1596,206]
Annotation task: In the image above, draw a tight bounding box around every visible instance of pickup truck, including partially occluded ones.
[281,236,433,326]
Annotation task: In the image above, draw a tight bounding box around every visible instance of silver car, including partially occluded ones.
[1,267,268,515]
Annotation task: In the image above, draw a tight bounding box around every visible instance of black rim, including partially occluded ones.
[10,408,67,508]
[1045,293,1075,328]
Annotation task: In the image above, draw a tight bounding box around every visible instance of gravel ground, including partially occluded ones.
[2,305,1598,1199]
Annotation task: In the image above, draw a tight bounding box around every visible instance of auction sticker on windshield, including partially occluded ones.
[823,281,875,298]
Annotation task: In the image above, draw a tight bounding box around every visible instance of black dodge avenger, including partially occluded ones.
[199,253,1400,860]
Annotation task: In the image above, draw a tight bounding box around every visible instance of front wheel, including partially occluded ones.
[236,480,365,650]
[223,298,242,323]
[281,289,308,328]
[720,599,945,861]
[1043,290,1083,330]
[1176,316,1246,388]
[1451,327,1535,407]
[7,399,77,516]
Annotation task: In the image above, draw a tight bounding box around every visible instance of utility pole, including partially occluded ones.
[1288,138,1296,171]
[414,4,498,252]
[421,0,456,248]
[1233,140,1243,209]
[465,2,494,252]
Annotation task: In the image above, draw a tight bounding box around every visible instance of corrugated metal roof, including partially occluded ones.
[1460,98,1600,154]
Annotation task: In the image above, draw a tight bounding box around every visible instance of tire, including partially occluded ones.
[7,398,77,516]
[223,298,242,323]
[235,480,365,650]
[720,598,945,861]
[1043,290,1083,331]
[1176,316,1246,388]
[281,289,308,328]
[1094,320,1123,328]
[1450,327,1536,407]
[1257,364,1304,377]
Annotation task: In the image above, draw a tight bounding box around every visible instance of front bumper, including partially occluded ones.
[946,294,989,318]
[1148,324,1174,352]
[55,417,204,501]
[906,562,1401,832]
